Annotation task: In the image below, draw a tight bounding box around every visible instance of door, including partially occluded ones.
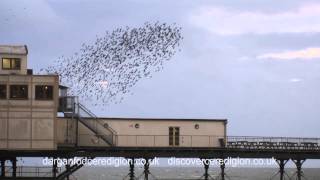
[169,127,180,146]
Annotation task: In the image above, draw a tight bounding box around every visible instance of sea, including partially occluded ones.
[71,167,320,180]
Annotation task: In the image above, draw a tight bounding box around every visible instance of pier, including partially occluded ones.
[0,135,319,180]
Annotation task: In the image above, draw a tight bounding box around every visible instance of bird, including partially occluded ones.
[41,22,183,106]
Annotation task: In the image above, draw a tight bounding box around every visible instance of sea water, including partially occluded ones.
[72,167,320,180]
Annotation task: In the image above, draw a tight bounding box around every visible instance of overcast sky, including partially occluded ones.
[1,0,320,139]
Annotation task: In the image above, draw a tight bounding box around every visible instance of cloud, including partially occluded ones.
[257,47,320,60]
[189,4,320,35]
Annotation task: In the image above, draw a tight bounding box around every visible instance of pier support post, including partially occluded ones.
[270,159,289,180]
[278,159,288,180]
[1,159,5,177]
[66,162,71,180]
[129,158,135,180]
[220,160,225,180]
[292,159,306,180]
[144,158,150,180]
[52,158,58,178]
[204,159,209,180]
[136,158,157,180]
[200,159,214,180]
[218,159,230,180]
[11,158,17,178]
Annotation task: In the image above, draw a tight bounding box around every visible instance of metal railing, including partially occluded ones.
[227,136,320,150]
[76,134,225,148]
[78,103,117,135]
[74,134,320,151]
[3,166,61,177]
[77,103,117,146]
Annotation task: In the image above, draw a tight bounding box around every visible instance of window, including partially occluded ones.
[10,85,28,99]
[2,59,11,69]
[2,58,21,70]
[0,85,6,99]
[35,85,53,100]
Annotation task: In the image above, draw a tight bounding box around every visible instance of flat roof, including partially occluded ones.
[0,74,58,77]
[0,45,28,55]
[58,117,227,123]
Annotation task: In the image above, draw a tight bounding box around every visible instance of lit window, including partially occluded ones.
[2,59,11,69]
[0,85,6,99]
[2,58,21,70]
[10,85,28,99]
[35,85,53,100]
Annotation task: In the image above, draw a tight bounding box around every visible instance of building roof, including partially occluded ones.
[58,116,227,123]
[0,45,28,55]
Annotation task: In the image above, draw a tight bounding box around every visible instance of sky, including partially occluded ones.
[1,0,320,140]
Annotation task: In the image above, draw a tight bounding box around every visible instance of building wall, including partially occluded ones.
[0,75,59,150]
[0,54,28,75]
[57,118,227,148]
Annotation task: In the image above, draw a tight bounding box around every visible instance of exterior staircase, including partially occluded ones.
[77,103,117,146]
[59,96,117,146]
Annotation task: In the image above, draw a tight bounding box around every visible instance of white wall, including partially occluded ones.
[0,75,59,150]
[57,118,227,148]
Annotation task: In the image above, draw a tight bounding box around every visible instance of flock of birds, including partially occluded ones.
[42,22,183,106]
